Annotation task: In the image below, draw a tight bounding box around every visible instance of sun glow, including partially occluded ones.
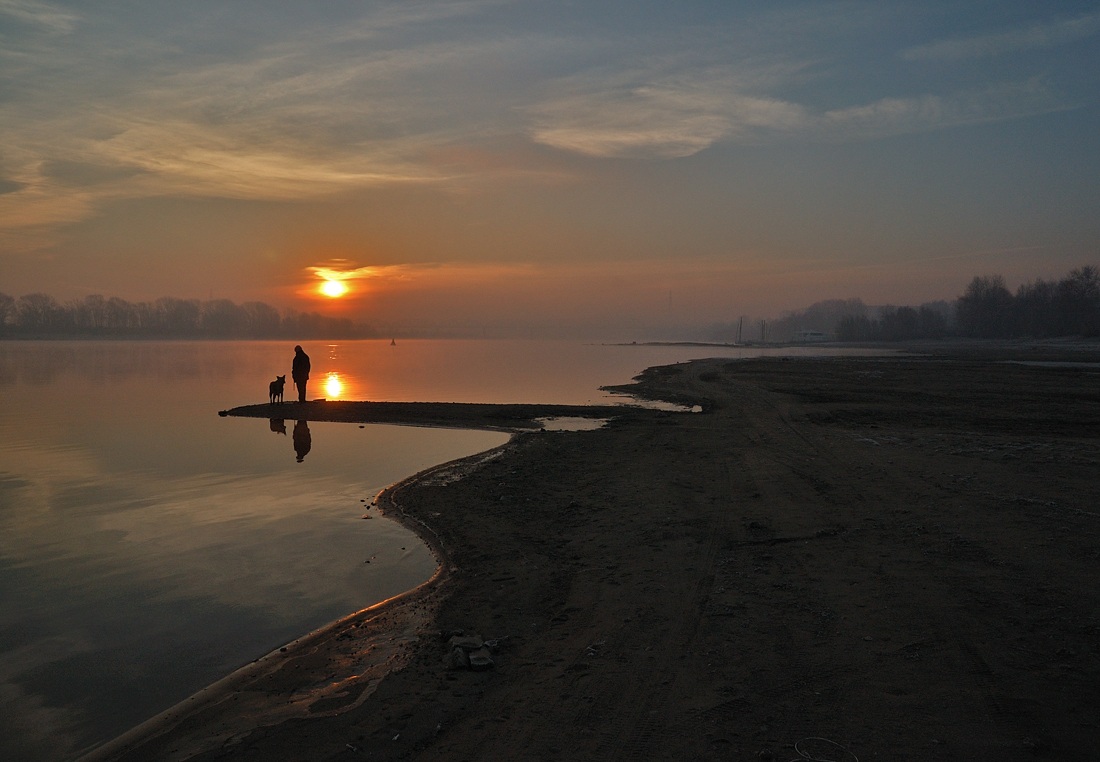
[305,261,381,301]
[319,279,348,298]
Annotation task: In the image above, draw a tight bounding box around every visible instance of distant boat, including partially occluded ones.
[390,338,396,346]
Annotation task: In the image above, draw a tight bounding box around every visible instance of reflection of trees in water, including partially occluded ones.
[0,342,210,386]
[0,292,375,340]
[0,342,268,387]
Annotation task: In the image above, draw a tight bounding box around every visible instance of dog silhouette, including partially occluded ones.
[269,375,286,404]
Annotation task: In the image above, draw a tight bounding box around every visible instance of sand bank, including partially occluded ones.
[92,348,1100,761]
[217,400,624,431]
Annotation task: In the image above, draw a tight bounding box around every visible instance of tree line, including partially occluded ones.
[835,304,951,342]
[0,292,377,339]
[706,265,1098,343]
[954,266,1100,339]
[841,265,1099,341]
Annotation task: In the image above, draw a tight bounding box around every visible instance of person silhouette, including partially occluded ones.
[293,419,311,462]
[292,345,311,402]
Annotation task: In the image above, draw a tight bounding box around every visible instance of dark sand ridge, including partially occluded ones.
[89,347,1099,761]
[217,400,629,431]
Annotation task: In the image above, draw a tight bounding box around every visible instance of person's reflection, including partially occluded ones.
[269,418,287,435]
[292,419,311,462]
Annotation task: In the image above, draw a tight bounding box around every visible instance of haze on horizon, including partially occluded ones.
[2,1,1098,339]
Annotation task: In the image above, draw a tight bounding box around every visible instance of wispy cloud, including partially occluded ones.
[527,64,810,159]
[531,88,801,158]
[527,71,1075,158]
[0,5,529,247]
[328,0,512,42]
[0,0,79,34]
[93,117,447,197]
[521,7,1092,159]
[820,78,1074,139]
[902,11,1100,61]
[0,1,1095,256]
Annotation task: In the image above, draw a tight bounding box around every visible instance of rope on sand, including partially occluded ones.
[789,736,859,762]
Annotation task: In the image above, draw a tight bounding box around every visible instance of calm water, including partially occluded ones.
[0,339,892,760]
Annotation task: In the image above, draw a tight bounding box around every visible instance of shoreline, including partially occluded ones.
[80,440,529,762]
[87,397,652,761]
[91,348,1100,760]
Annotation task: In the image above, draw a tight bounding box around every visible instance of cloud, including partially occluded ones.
[527,93,734,159]
[527,71,808,158]
[0,0,79,34]
[821,78,1074,139]
[521,9,1090,159]
[91,118,444,198]
[0,178,99,236]
[0,1,1094,256]
[527,71,1074,157]
[0,17,524,245]
[902,11,1100,61]
[327,0,511,41]
[41,160,145,187]
[307,262,384,283]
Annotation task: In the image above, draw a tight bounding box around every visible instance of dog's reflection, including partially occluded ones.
[269,418,287,435]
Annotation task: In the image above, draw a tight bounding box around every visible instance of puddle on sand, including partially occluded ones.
[536,417,609,431]
[604,393,703,413]
[536,395,703,431]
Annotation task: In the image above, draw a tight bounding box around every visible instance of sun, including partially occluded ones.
[319,279,348,298]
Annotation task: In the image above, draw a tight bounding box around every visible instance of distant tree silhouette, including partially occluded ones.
[106,296,138,331]
[765,299,868,342]
[200,299,247,336]
[16,293,64,332]
[155,297,201,335]
[1014,279,1058,337]
[1055,266,1100,336]
[956,275,1014,338]
[836,303,949,341]
[953,267,1099,339]
[0,292,15,333]
[242,301,282,337]
[836,313,875,341]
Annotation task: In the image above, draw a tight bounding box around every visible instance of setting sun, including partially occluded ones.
[319,279,348,298]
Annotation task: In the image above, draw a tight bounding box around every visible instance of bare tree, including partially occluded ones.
[957,275,1013,338]
[1055,266,1100,336]
[15,293,63,331]
[0,292,14,330]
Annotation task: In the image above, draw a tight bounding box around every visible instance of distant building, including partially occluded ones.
[792,329,828,342]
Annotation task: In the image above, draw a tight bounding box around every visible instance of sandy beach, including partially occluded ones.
[89,345,1100,761]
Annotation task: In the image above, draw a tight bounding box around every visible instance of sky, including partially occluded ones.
[2,0,1098,338]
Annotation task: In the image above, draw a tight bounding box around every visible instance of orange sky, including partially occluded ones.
[2,2,1098,338]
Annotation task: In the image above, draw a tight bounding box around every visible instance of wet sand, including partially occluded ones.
[90,346,1100,761]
